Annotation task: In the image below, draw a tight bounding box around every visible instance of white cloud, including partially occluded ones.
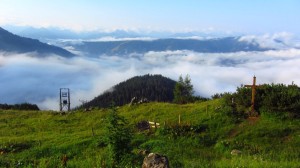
[87,37,157,42]
[1,47,300,110]
[239,32,300,49]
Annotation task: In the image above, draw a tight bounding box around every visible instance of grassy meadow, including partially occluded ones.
[0,99,299,167]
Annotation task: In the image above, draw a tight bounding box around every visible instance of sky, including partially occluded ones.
[0,0,299,34]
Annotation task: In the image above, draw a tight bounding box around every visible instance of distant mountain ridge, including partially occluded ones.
[0,27,75,57]
[2,26,274,57]
[3,25,229,41]
[3,25,141,41]
[80,74,176,109]
[70,37,267,56]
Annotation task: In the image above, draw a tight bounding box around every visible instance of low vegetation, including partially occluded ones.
[1,97,299,167]
[222,83,300,118]
[0,103,39,111]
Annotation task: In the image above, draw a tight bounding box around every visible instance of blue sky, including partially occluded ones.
[0,0,299,34]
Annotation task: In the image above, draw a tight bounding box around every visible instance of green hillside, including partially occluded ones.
[1,99,299,167]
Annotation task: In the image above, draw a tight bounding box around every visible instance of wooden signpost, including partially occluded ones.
[244,76,260,117]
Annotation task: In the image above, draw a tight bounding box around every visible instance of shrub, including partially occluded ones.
[104,107,133,167]
[223,84,300,118]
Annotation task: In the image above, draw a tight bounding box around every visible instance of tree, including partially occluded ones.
[105,107,133,167]
[173,75,194,104]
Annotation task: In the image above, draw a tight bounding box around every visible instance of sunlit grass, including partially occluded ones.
[0,99,299,167]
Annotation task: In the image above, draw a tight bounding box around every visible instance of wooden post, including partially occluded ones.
[178,114,181,125]
[244,76,260,116]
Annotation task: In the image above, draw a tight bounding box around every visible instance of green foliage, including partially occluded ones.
[0,99,299,167]
[159,124,207,139]
[174,74,195,104]
[105,107,133,167]
[222,83,300,118]
[0,103,39,110]
[140,140,167,152]
[259,84,300,115]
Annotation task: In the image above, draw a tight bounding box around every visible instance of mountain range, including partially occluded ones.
[68,37,268,57]
[0,27,75,57]
[1,26,275,57]
[3,25,234,41]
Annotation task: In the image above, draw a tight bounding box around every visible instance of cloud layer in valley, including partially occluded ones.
[1,34,300,110]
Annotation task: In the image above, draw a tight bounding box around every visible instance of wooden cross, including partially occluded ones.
[244,76,260,116]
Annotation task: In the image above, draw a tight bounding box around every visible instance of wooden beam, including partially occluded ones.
[244,76,260,116]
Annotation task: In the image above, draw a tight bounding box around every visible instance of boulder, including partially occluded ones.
[129,97,137,106]
[231,149,242,155]
[138,98,149,104]
[142,153,169,168]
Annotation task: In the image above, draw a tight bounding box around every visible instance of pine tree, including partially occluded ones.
[174,75,194,104]
[105,107,132,167]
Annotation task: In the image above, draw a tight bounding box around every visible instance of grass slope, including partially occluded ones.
[0,99,299,167]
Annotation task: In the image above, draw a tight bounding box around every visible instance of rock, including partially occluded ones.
[231,149,242,155]
[138,98,149,104]
[130,97,149,106]
[129,97,137,106]
[84,108,91,112]
[142,153,169,168]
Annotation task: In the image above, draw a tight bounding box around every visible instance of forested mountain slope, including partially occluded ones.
[81,74,176,108]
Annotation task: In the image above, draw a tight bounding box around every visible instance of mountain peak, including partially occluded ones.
[0,27,75,57]
[79,74,176,109]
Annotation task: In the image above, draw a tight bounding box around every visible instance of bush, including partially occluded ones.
[104,107,133,167]
[223,84,300,118]
[0,103,39,110]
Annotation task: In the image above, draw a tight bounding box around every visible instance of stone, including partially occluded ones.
[231,149,242,155]
[142,153,169,168]
[138,98,149,104]
[129,97,137,106]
